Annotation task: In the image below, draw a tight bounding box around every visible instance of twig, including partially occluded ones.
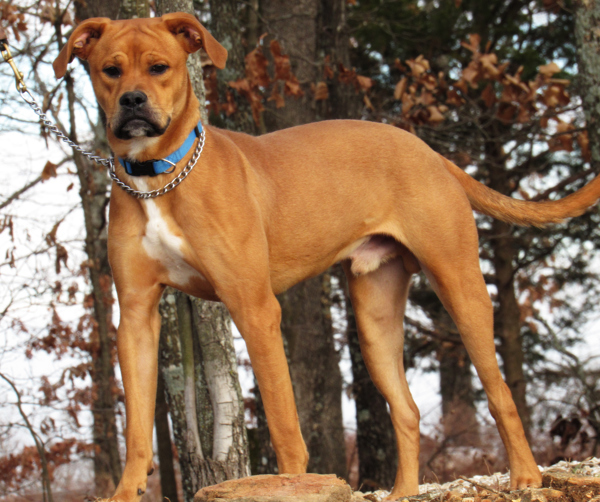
[0,372,54,502]
[458,476,511,500]
[0,175,43,210]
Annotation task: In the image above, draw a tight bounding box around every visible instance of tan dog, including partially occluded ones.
[53,13,600,502]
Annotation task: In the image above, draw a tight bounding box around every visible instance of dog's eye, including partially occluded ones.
[102,66,122,78]
[149,64,169,75]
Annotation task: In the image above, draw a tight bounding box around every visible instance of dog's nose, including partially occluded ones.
[119,91,148,109]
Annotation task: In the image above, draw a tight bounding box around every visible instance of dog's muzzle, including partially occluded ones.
[113,91,169,139]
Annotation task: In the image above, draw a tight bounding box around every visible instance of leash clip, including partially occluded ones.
[1,37,27,92]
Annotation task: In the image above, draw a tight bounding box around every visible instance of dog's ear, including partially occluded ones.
[162,12,228,69]
[53,18,111,79]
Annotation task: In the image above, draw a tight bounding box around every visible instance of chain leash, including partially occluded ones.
[2,36,203,199]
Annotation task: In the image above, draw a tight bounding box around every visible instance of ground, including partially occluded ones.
[355,459,600,502]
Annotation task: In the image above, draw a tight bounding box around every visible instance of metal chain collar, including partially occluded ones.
[109,128,205,199]
[18,88,204,199]
[1,31,202,200]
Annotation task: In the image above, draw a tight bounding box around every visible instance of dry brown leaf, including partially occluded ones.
[462,61,480,88]
[548,120,575,152]
[270,40,292,81]
[446,88,466,106]
[314,81,329,101]
[577,130,591,162]
[228,78,251,93]
[497,102,517,123]
[284,76,304,97]
[42,161,58,181]
[539,62,560,78]
[517,105,532,123]
[543,84,570,108]
[394,77,408,100]
[480,53,501,80]
[268,84,285,108]
[356,75,373,91]
[222,90,238,116]
[461,34,481,54]
[406,55,430,78]
[245,48,270,87]
[323,56,334,79]
[401,93,414,115]
[427,105,445,123]
[481,83,496,108]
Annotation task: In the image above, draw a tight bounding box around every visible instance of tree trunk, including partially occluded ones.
[435,310,479,447]
[159,290,208,502]
[159,291,251,501]
[67,0,122,494]
[207,0,269,475]
[191,299,250,480]
[491,218,529,437]
[151,0,250,497]
[261,0,320,128]
[278,274,347,477]
[155,371,180,502]
[322,0,396,486]
[259,0,348,477]
[69,110,122,497]
[209,0,255,134]
[345,292,397,490]
[483,125,531,439]
[318,0,361,120]
[575,0,600,171]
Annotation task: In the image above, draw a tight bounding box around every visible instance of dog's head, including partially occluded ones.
[53,13,226,151]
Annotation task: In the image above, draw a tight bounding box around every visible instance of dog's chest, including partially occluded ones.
[136,185,202,287]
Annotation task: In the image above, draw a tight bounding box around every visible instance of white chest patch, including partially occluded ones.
[135,179,203,287]
[126,137,159,159]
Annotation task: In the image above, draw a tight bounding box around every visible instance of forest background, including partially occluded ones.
[1,0,600,501]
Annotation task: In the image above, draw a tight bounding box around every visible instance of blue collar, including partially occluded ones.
[118,121,203,177]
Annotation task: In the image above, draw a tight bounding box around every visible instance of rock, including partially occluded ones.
[445,490,466,502]
[361,494,379,502]
[520,488,567,502]
[542,472,600,502]
[194,473,352,502]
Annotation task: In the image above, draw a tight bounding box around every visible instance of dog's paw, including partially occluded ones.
[510,469,543,490]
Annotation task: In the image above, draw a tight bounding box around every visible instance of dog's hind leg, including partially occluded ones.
[411,212,542,491]
[344,257,420,498]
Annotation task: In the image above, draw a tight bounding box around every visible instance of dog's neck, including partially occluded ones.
[108,81,201,163]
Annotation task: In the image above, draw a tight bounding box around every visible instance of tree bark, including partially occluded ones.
[151,0,250,497]
[155,371,180,502]
[209,0,255,134]
[67,0,122,494]
[278,274,347,477]
[345,290,397,490]
[321,0,397,486]
[260,0,348,477]
[575,0,600,170]
[435,311,479,447]
[159,290,208,502]
[492,219,530,436]
[487,164,531,438]
[191,299,250,480]
[261,0,320,128]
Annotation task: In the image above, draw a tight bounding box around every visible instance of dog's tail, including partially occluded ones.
[440,155,600,227]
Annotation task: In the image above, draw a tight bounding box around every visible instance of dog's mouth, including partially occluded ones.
[113,113,170,140]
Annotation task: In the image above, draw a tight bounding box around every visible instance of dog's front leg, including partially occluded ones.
[224,286,309,474]
[110,282,165,502]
